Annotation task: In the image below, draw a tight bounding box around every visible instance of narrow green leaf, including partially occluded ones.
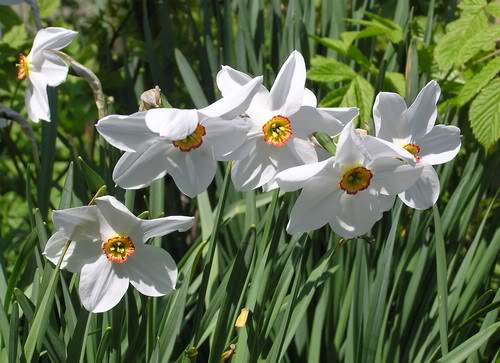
[434,205,449,356]
[437,322,500,363]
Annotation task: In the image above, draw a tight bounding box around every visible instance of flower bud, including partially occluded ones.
[139,86,162,111]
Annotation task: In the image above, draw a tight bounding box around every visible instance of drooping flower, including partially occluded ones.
[43,196,195,313]
[216,50,359,192]
[276,122,423,238]
[16,27,77,122]
[373,81,461,209]
[96,76,263,197]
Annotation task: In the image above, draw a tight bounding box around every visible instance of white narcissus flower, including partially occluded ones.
[96,76,263,197]
[276,122,423,238]
[373,81,461,209]
[43,196,195,313]
[216,50,359,192]
[16,27,77,123]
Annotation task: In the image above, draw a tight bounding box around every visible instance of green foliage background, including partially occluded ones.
[0,0,499,362]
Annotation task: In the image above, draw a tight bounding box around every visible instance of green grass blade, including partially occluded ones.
[434,205,449,356]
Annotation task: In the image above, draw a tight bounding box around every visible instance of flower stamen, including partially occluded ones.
[102,236,135,263]
[173,124,206,152]
[262,115,293,147]
[16,53,30,80]
[339,166,373,195]
[403,143,421,161]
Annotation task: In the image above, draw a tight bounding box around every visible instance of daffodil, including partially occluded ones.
[96,76,263,197]
[276,122,423,238]
[43,196,194,313]
[16,27,77,123]
[216,50,359,192]
[373,81,461,209]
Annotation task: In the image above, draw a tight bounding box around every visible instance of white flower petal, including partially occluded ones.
[200,76,263,119]
[126,244,177,296]
[404,80,441,141]
[272,137,318,169]
[335,121,369,166]
[166,148,216,198]
[96,112,161,153]
[79,255,129,313]
[141,216,195,241]
[145,108,199,140]
[28,27,77,64]
[372,91,408,141]
[276,157,335,192]
[379,194,396,212]
[317,107,359,127]
[267,50,306,115]
[25,72,50,123]
[290,106,344,138]
[113,142,171,190]
[398,164,440,210]
[43,231,101,273]
[330,189,383,239]
[287,175,341,234]
[419,125,461,165]
[303,88,317,107]
[95,196,140,239]
[231,141,276,191]
[369,157,423,195]
[52,205,103,241]
[38,51,69,87]
[215,65,270,123]
[362,135,416,165]
[202,116,250,159]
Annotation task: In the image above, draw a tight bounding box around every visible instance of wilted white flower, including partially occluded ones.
[216,50,359,192]
[97,76,263,197]
[43,196,195,313]
[276,122,422,238]
[16,27,77,122]
[373,81,461,209]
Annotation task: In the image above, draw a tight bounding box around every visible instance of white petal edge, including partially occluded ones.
[96,112,161,153]
[141,216,195,241]
[145,108,199,140]
[126,244,177,296]
[418,125,461,166]
[398,164,440,210]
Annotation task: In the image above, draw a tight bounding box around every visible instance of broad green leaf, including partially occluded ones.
[38,0,61,17]
[78,157,105,195]
[458,56,500,106]
[469,78,500,149]
[434,2,494,69]
[307,56,356,83]
[384,72,405,96]
[319,86,349,107]
[341,75,374,126]
[2,25,27,48]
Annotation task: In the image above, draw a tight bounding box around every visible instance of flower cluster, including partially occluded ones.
[16,28,461,312]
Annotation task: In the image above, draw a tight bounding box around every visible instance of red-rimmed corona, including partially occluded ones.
[262,115,293,147]
[339,166,373,195]
[101,236,135,263]
[403,143,421,161]
[173,124,206,152]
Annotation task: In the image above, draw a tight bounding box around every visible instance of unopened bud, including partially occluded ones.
[235,308,251,327]
[139,86,162,111]
[355,128,368,138]
[221,344,236,361]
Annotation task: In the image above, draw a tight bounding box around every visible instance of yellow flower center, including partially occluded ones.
[403,143,421,161]
[262,115,293,147]
[16,53,30,80]
[173,124,206,152]
[339,166,373,195]
[102,236,135,263]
